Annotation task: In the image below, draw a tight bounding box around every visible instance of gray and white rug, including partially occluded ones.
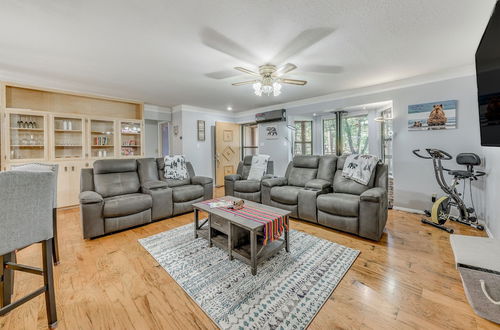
[139,224,359,329]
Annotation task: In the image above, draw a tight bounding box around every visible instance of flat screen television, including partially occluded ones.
[476,1,500,146]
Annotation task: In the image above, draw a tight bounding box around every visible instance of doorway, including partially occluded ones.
[159,122,170,157]
[214,121,241,187]
[242,124,259,157]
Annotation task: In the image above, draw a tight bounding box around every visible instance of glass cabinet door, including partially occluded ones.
[8,111,47,161]
[120,120,142,157]
[53,116,84,159]
[89,119,115,158]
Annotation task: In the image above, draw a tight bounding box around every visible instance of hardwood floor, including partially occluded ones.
[1,189,498,329]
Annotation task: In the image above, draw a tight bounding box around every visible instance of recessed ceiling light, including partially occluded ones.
[227,106,233,111]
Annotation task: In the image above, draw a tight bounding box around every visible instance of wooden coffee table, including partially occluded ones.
[193,196,291,275]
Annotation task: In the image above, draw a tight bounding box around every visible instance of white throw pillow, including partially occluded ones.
[247,154,270,181]
[164,155,188,180]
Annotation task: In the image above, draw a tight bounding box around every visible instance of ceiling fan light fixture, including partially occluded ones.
[253,82,262,96]
[273,82,282,96]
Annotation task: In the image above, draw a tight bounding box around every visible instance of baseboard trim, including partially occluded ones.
[485,225,494,238]
[393,206,425,215]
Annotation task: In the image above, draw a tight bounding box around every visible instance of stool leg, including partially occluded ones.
[52,209,60,265]
[1,252,14,307]
[42,240,58,328]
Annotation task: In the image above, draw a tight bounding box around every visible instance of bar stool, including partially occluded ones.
[11,163,60,264]
[0,171,58,328]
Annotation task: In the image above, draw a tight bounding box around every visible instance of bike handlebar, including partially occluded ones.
[412,148,453,160]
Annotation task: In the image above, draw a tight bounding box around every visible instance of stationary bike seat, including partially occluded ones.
[448,170,474,178]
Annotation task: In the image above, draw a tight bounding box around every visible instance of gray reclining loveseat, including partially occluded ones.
[261,155,388,241]
[224,155,274,202]
[79,158,212,239]
[316,156,388,241]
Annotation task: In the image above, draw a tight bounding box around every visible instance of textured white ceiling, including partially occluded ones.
[0,0,496,112]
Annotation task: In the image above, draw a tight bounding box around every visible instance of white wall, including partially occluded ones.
[258,121,292,176]
[245,75,486,223]
[171,106,183,155]
[179,106,235,178]
[482,147,500,238]
[144,119,159,157]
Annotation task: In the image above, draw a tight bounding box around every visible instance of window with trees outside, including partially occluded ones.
[341,115,369,154]
[322,118,337,155]
[294,120,313,155]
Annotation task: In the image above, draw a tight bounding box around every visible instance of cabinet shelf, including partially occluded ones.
[55,145,82,148]
[55,129,82,133]
[10,127,44,132]
[121,132,141,135]
[91,145,114,147]
[11,145,44,148]
[121,145,140,147]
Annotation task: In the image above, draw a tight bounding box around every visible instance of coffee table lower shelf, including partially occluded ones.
[193,203,290,276]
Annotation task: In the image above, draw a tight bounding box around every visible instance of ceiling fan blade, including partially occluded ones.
[272,27,334,65]
[234,67,261,77]
[200,27,258,65]
[205,70,242,79]
[302,65,343,74]
[232,80,260,86]
[280,78,307,86]
[273,63,297,77]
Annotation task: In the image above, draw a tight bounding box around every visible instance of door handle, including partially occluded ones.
[72,166,75,172]
[64,166,68,172]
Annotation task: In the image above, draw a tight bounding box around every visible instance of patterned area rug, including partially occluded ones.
[139,224,359,329]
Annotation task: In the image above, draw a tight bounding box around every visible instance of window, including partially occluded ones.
[242,124,258,157]
[322,118,337,155]
[341,115,369,154]
[294,120,312,155]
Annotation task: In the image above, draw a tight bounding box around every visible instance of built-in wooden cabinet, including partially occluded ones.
[1,82,144,208]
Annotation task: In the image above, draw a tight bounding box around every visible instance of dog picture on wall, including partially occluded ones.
[265,124,279,139]
[408,100,457,130]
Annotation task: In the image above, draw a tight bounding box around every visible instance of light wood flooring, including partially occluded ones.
[1,188,498,329]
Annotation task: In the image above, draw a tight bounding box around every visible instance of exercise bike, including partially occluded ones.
[412,148,485,233]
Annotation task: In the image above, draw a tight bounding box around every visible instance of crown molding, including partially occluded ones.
[234,64,476,118]
[144,104,172,113]
[179,104,234,117]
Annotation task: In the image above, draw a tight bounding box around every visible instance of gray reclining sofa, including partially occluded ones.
[224,155,274,202]
[261,155,388,241]
[79,158,212,239]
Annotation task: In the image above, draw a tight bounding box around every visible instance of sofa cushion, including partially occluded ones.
[270,186,302,205]
[94,172,141,198]
[164,178,191,187]
[333,156,376,195]
[292,155,320,168]
[317,193,360,217]
[234,180,261,193]
[103,193,152,218]
[172,185,204,203]
[156,158,195,184]
[288,167,318,187]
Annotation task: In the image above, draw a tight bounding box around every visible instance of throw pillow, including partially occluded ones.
[247,154,270,181]
[164,155,188,180]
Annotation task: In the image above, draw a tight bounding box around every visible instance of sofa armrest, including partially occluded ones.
[359,187,388,241]
[79,191,103,204]
[192,176,213,185]
[305,179,331,191]
[142,180,168,191]
[360,187,386,202]
[262,174,276,180]
[262,177,287,187]
[224,174,242,182]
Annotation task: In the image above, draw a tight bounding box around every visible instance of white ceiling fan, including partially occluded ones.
[231,63,306,96]
[202,27,342,97]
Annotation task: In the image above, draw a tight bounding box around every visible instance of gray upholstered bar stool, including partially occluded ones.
[11,163,60,264]
[0,171,58,328]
